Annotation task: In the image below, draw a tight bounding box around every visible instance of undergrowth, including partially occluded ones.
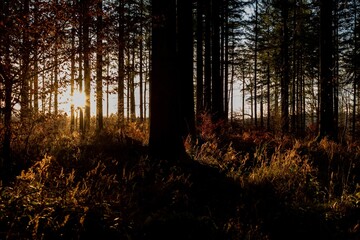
[0,114,359,239]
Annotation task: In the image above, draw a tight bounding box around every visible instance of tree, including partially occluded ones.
[280,0,290,133]
[96,0,104,132]
[20,0,31,119]
[319,0,336,139]
[196,0,204,116]
[118,0,125,126]
[211,0,224,119]
[83,0,91,131]
[0,0,13,182]
[149,0,185,159]
[177,0,195,137]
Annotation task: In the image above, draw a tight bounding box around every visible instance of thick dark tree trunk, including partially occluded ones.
[149,0,185,159]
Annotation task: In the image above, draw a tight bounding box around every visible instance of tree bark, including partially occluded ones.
[211,0,224,119]
[83,0,91,131]
[96,0,103,132]
[118,0,125,126]
[149,0,185,159]
[281,0,289,133]
[177,0,195,138]
[319,0,336,139]
[196,0,204,116]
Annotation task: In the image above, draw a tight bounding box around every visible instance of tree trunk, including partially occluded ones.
[149,0,185,160]
[78,0,84,132]
[130,47,136,121]
[118,0,125,126]
[0,0,13,182]
[196,0,204,116]
[139,0,144,122]
[204,0,212,112]
[20,0,30,120]
[211,0,223,119]
[224,0,229,120]
[83,0,91,131]
[54,47,58,115]
[353,0,358,139]
[96,0,103,132]
[254,0,258,127]
[281,0,289,133]
[70,21,75,131]
[177,0,195,138]
[319,0,335,139]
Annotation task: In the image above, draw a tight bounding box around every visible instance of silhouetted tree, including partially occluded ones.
[319,0,336,139]
[149,0,186,159]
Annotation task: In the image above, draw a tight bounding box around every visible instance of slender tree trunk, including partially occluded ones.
[352,0,357,139]
[118,0,125,126]
[54,0,59,116]
[333,0,339,139]
[224,0,229,120]
[0,0,13,181]
[281,0,289,133]
[20,0,30,120]
[211,0,223,119]
[83,0,91,131]
[49,70,53,113]
[242,67,246,125]
[319,0,335,139]
[70,18,76,131]
[106,54,110,118]
[96,0,103,132]
[291,1,297,133]
[33,1,39,113]
[33,51,39,113]
[126,48,130,121]
[177,0,195,138]
[54,47,58,115]
[78,0,84,132]
[139,0,144,122]
[260,81,264,128]
[204,0,212,112]
[41,65,46,113]
[254,0,258,127]
[230,35,235,123]
[267,60,271,130]
[196,0,204,116]
[130,47,136,121]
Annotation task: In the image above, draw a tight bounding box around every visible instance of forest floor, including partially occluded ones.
[0,115,360,239]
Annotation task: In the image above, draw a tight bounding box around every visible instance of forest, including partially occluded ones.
[0,0,360,239]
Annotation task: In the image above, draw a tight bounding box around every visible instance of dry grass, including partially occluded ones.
[0,115,359,239]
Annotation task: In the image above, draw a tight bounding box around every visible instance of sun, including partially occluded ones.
[58,86,86,115]
[72,89,86,110]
